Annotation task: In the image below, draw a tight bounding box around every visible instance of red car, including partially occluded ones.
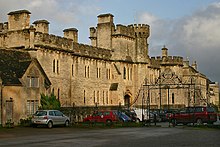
[169,106,217,126]
[83,110,118,125]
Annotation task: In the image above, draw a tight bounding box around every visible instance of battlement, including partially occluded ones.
[151,56,183,66]
[149,57,160,68]
[34,31,73,50]
[72,43,112,59]
[112,24,150,39]
[0,22,8,32]
[131,24,150,37]
[113,24,135,38]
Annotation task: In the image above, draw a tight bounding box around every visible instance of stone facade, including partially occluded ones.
[0,10,219,113]
[0,49,51,126]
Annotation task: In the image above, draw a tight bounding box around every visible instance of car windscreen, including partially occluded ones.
[35,111,47,116]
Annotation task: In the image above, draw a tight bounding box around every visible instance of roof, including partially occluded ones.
[0,49,32,85]
[8,10,31,15]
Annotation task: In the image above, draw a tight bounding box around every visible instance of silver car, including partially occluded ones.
[32,110,70,128]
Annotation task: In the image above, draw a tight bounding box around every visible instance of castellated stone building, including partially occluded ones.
[0,10,219,120]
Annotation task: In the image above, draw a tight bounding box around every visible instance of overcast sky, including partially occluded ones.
[1,0,220,83]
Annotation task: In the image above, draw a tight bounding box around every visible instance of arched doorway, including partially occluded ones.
[124,94,130,108]
[124,90,132,108]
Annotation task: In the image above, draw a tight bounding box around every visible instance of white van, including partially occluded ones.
[132,108,151,122]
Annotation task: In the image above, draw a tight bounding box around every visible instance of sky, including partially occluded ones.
[1,0,220,83]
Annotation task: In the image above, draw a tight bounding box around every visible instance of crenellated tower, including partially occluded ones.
[89,13,150,62]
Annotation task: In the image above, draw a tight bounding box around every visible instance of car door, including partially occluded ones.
[48,110,58,125]
[185,107,195,124]
[54,110,65,125]
[178,108,189,123]
[92,111,103,123]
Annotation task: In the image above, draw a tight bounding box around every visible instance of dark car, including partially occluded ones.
[122,109,140,123]
[169,106,217,126]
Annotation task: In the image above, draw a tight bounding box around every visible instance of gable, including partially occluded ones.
[0,49,32,85]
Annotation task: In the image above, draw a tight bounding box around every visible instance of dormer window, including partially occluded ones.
[27,76,39,87]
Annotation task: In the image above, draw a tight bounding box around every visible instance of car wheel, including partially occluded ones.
[32,124,37,128]
[65,120,70,127]
[183,123,188,125]
[106,120,112,126]
[171,119,177,127]
[135,118,140,123]
[47,121,53,128]
[196,118,203,125]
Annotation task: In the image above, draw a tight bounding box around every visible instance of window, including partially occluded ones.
[57,60,59,74]
[26,100,39,115]
[53,59,60,74]
[97,68,99,78]
[128,68,129,80]
[85,66,87,77]
[72,64,74,77]
[84,90,86,104]
[172,93,175,104]
[27,77,39,88]
[87,66,90,78]
[53,59,56,73]
[103,111,110,116]
[49,111,55,116]
[54,110,63,116]
[123,67,126,79]
[97,68,101,78]
[93,91,96,104]
[58,88,60,100]
[106,91,108,104]
[106,69,111,79]
[103,91,105,105]
[97,91,99,104]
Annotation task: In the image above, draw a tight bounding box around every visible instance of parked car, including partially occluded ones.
[155,109,168,122]
[132,108,160,122]
[164,109,178,121]
[31,110,70,128]
[116,111,132,122]
[169,106,217,126]
[83,110,118,125]
[122,109,140,123]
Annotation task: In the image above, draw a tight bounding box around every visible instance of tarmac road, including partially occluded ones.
[0,123,220,147]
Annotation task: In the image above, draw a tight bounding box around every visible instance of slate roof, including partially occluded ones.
[0,49,32,85]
